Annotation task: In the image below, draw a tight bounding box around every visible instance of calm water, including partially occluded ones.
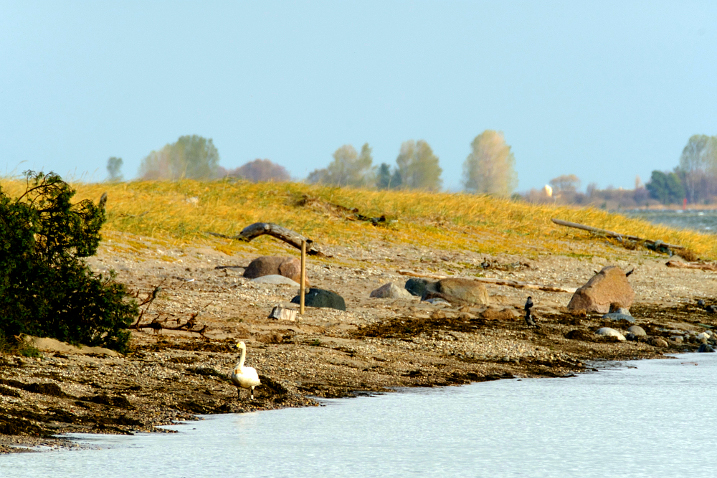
[625,209,717,233]
[3,354,717,477]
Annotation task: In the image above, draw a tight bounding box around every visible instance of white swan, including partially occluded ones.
[231,341,261,399]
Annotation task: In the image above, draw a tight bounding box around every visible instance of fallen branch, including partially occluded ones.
[398,270,577,294]
[666,259,717,271]
[551,218,684,252]
[208,222,327,256]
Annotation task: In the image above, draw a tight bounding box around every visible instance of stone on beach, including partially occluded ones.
[244,256,308,285]
[602,312,636,324]
[568,266,634,314]
[627,325,647,337]
[370,282,414,299]
[251,274,299,286]
[291,288,346,311]
[422,278,490,305]
[405,278,429,297]
[596,327,626,341]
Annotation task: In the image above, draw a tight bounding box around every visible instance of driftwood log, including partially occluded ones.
[666,259,717,271]
[398,270,577,294]
[551,218,684,251]
[208,223,326,256]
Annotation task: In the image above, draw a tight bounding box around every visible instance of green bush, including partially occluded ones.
[0,171,137,352]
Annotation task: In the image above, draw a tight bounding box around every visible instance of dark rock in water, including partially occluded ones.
[405,278,430,297]
[603,312,636,324]
[291,288,346,311]
[698,344,715,353]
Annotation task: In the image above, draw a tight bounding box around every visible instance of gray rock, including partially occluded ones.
[596,327,626,341]
[370,282,414,299]
[603,312,636,324]
[251,274,299,286]
[649,337,669,348]
[405,278,430,297]
[627,325,647,337]
[609,305,632,316]
[698,344,715,353]
[291,288,346,311]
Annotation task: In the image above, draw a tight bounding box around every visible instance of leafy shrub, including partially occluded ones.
[0,171,137,352]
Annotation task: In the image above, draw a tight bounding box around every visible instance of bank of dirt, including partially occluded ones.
[1,234,716,452]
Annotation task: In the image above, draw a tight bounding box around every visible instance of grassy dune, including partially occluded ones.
[3,178,717,260]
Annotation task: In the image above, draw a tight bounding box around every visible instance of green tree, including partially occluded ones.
[106,157,123,182]
[0,172,137,352]
[462,130,517,196]
[139,135,220,180]
[376,163,393,190]
[646,170,685,204]
[307,143,375,187]
[394,140,442,191]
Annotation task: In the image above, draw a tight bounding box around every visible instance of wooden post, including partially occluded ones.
[300,239,306,314]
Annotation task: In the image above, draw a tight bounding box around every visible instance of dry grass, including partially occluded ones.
[3,178,717,260]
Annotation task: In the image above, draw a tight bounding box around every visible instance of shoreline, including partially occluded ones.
[2,235,716,454]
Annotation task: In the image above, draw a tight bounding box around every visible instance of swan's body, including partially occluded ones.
[231,341,261,399]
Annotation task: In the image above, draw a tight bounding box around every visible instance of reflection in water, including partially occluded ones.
[2,354,717,478]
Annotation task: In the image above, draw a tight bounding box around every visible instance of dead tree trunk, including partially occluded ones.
[551,218,684,251]
[209,223,326,256]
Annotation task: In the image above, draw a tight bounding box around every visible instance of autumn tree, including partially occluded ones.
[462,130,517,196]
[678,134,717,203]
[106,157,123,182]
[307,143,375,187]
[549,174,581,193]
[139,135,219,180]
[220,159,290,182]
[394,140,442,191]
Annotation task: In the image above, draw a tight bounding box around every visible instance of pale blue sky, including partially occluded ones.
[1,1,716,192]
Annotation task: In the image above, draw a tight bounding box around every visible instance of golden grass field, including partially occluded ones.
[3,178,717,260]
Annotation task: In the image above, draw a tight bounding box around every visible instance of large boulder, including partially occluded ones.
[244,256,308,285]
[370,282,414,299]
[291,288,346,311]
[567,266,634,314]
[423,278,489,306]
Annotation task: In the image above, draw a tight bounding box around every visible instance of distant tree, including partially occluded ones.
[376,163,393,190]
[106,157,123,182]
[646,170,685,204]
[139,135,219,180]
[679,134,717,203]
[462,130,517,196]
[307,143,375,187]
[394,140,442,191]
[549,174,581,193]
[220,159,290,182]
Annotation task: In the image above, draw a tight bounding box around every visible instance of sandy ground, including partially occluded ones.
[1,232,716,452]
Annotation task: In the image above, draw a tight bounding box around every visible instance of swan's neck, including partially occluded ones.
[236,345,246,369]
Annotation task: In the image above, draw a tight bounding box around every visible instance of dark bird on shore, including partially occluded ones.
[625,268,635,277]
[524,296,536,327]
[525,311,537,327]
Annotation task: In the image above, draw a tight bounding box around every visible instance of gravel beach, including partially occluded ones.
[1,232,715,453]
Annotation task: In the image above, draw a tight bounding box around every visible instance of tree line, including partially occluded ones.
[106,131,520,197]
